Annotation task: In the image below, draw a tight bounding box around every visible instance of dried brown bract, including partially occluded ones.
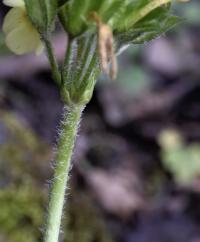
[90,12,117,80]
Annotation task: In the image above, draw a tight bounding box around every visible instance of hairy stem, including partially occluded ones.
[44,104,84,242]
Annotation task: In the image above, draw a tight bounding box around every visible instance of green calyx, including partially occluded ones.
[24,0,58,32]
[57,0,182,107]
[22,0,186,45]
[58,0,181,40]
[23,0,185,106]
[61,34,100,106]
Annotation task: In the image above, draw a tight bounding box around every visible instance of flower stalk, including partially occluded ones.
[44,104,84,242]
[44,35,99,242]
[43,35,61,86]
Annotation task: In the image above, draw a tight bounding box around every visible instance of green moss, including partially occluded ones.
[0,112,49,242]
[0,111,111,242]
[65,190,111,242]
[0,181,44,242]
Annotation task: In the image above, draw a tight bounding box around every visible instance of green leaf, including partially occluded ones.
[58,0,183,48]
[114,0,150,32]
[101,0,125,24]
[24,0,57,32]
[116,5,183,47]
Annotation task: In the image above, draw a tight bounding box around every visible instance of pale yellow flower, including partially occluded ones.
[2,0,43,55]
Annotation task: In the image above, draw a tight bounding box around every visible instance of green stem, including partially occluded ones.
[44,104,84,242]
[44,35,98,242]
[43,36,61,86]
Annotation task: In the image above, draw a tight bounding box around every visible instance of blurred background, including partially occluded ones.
[0,1,200,242]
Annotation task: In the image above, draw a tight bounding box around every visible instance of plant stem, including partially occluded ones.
[43,36,61,86]
[44,104,84,242]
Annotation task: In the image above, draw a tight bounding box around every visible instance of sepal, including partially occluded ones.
[24,0,57,32]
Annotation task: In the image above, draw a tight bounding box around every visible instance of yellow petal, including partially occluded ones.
[2,7,25,34]
[5,22,40,55]
[35,40,44,56]
[3,0,25,8]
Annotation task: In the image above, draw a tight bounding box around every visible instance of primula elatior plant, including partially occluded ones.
[2,0,190,241]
